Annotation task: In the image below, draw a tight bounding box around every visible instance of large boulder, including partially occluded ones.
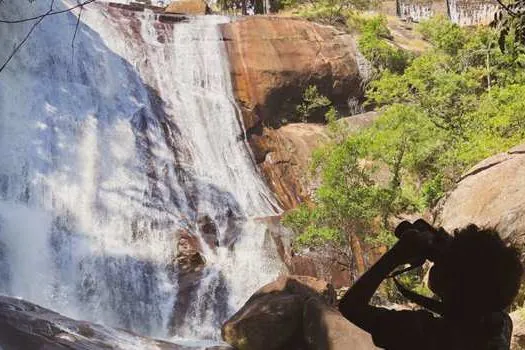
[249,275,337,305]
[303,297,378,350]
[222,293,306,350]
[436,144,525,247]
[222,275,376,350]
[221,16,369,132]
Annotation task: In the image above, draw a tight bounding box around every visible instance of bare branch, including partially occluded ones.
[0,9,49,73]
[71,3,83,61]
[495,0,517,16]
[0,0,95,24]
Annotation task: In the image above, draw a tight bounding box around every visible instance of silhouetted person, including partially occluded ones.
[339,220,523,350]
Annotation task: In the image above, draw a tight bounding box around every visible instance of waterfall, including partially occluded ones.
[0,0,282,343]
[397,0,434,22]
[447,0,498,26]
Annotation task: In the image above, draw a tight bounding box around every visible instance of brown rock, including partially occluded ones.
[250,123,327,209]
[221,16,368,132]
[251,112,379,209]
[197,215,219,250]
[222,293,306,350]
[221,276,334,350]
[165,0,209,15]
[174,229,205,275]
[221,275,376,350]
[436,144,525,247]
[303,297,378,350]
[250,275,337,306]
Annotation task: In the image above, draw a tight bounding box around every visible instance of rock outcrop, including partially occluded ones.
[251,112,379,209]
[168,229,207,333]
[165,0,209,15]
[221,16,368,132]
[221,275,377,350]
[0,295,231,350]
[250,122,328,209]
[436,144,525,248]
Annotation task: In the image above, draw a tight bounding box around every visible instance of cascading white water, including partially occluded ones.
[397,0,434,22]
[0,0,282,344]
[447,0,498,26]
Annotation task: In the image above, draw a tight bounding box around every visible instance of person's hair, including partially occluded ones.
[446,224,523,314]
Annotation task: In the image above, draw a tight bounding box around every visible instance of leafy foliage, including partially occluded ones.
[291,0,379,26]
[296,85,332,122]
[284,16,525,291]
[357,16,412,73]
[493,0,525,51]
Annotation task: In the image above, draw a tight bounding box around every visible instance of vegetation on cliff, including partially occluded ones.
[283,15,525,293]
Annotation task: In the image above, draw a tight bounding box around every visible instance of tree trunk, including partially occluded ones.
[349,232,366,280]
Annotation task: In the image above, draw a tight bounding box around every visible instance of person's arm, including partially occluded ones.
[338,245,403,326]
[339,227,434,330]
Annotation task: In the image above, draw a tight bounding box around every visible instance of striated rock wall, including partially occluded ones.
[397,0,447,22]
[447,0,499,26]
[380,0,499,25]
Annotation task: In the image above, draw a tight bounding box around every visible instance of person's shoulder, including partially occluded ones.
[478,311,513,349]
[480,311,512,332]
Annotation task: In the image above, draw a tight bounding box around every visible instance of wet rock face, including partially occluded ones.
[168,229,207,333]
[221,16,367,132]
[0,241,10,294]
[174,228,206,275]
[197,215,220,249]
[0,295,228,350]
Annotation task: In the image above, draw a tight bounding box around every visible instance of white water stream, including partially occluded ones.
[0,0,282,343]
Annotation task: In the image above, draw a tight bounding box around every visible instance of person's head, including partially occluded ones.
[428,224,523,317]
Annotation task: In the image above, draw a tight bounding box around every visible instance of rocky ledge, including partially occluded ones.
[0,295,231,350]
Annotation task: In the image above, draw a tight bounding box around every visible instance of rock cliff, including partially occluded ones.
[221,16,368,132]
[222,17,371,209]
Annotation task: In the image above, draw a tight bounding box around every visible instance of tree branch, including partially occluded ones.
[495,0,517,17]
[0,0,95,24]
[71,3,83,61]
[0,9,49,73]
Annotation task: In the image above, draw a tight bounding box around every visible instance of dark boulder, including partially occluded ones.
[222,275,376,350]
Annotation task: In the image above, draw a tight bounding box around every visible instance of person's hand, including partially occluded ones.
[391,220,436,265]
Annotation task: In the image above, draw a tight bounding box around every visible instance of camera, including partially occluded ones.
[394,219,453,265]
